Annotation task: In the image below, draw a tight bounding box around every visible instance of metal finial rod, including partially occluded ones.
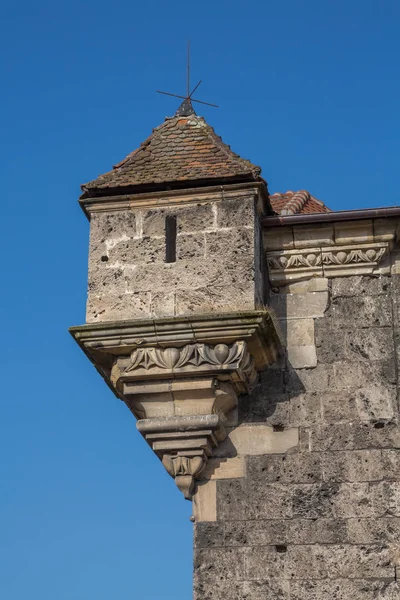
[189,80,202,98]
[156,42,218,110]
[156,90,219,108]
[187,41,190,98]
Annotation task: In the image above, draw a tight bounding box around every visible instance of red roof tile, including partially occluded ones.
[82,107,262,195]
[270,190,331,215]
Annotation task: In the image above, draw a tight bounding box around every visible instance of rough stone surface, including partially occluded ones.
[193,272,400,599]
[86,195,266,322]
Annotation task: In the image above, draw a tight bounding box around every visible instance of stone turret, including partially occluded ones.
[71,102,282,499]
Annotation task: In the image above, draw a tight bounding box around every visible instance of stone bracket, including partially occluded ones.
[69,311,282,499]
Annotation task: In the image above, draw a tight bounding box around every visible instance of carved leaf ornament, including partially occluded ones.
[125,341,253,373]
[268,246,387,272]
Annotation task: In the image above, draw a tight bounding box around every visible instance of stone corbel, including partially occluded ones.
[70,311,282,499]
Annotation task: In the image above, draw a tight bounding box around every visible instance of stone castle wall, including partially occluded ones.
[194,271,400,599]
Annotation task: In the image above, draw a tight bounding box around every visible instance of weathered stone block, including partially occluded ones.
[216,197,255,229]
[142,203,215,237]
[90,210,138,240]
[287,345,317,369]
[284,278,329,294]
[347,517,400,543]
[194,579,243,600]
[271,292,329,319]
[195,522,224,548]
[88,266,127,296]
[286,318,315,346]
[242,581,290,600]
[150,291,175,317]
[329,295,392,328]
[369,481,400,517]
[321,449,387,482]
[292,482,339,518]
[244,546,288,580]
[217,480,293,520]
[205,228,254,258]
[247,452,323,484]
[224,519,287,547]
[216,424,298,458]
[334,482,396,518]
[285,364,332,394]
[86,291,151,322]
[315,325,348,363]
[320,387,397,423]
[330,359,397,389]
[263,226,294,251]
[204,457,245,481]
[176,233,205,260]
[332,275,391,297]
[194,547,245,581]
[289,544,393,579]
[108,236,165,265]
[288,518,348,544]
[346,327,395,363]
[293,224,334,248]
[290,579,399,600]
[289,393,323,427]
[175,285,255,315]
[334,219,374,244]
[306,421,400,451]
[239,387,289,425]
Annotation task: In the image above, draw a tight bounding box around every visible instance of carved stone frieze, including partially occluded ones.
[267,242,390,284]
[114,341,257,394]
[70,311,282,499]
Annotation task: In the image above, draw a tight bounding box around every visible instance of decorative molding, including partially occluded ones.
[120,341,257,391]
[162,455,206,500]
[267,242,390,284]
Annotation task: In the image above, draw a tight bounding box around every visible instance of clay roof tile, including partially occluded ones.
[270,190,331,215]
[82,102,262,195]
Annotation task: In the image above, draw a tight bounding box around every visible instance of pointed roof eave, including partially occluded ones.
[81,112,263,198]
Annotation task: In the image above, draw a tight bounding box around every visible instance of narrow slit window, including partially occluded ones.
[165,216,177,263]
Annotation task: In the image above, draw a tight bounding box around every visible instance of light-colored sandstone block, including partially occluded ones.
[285,278,329,294]
[334,220,374,244]
[286,292,329,319]
[263,227,294,251]
[287,345,317,368]
[270,292,328,319]
[193,480,216,522]
[293,225,334,248]
[226,425,299,455]
[204,457,245,480]
[286,318,315,346]
[374,218,397,242]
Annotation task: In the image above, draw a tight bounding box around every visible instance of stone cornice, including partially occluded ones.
[80,181,269,219]
[70,311,281,372]
[264,218,399,284]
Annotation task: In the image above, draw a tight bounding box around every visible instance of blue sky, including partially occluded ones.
[1,1,399,599]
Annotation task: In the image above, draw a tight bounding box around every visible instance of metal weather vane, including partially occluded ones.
[157,42,219,111]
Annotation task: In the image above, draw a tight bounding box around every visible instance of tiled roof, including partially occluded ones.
[82,105,262,195]
[270,190,331,215]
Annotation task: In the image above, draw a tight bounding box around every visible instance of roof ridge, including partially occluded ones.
[280,190,310,215]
